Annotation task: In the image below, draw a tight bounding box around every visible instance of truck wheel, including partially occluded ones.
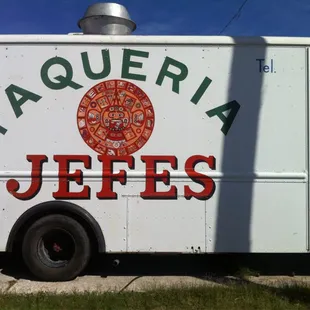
[22,214,91,282]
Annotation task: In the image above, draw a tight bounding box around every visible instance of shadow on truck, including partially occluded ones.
[214,37,266,253]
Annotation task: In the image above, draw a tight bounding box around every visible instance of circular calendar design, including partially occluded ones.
[77,79,155,156]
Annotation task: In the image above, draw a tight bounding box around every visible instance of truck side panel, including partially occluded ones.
[0,42,307,253]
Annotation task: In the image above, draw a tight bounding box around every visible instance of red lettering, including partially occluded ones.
[53,155,91,199]
[7,154,217,201]
[140,155,177,199]
[96,155,134,199]
[6,155,47,200]
[184,155,216,200]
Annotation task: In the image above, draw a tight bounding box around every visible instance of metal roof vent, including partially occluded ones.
[78,2,136,35]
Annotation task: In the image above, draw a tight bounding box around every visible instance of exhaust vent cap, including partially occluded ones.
[78,2,136,35]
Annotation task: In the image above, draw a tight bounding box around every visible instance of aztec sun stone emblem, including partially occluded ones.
[77,79,155,156]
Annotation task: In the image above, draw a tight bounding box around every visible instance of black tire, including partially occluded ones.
[22,214,91,282]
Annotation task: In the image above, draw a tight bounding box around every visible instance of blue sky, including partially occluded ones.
[0,0,309,36]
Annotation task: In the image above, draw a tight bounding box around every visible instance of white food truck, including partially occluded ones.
[0,3,308,281]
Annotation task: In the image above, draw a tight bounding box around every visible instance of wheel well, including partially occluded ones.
[7,201,105,255]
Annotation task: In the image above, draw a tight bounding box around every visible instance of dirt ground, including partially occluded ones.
[1,273,310,294]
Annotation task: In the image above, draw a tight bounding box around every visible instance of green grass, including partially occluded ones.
[1,283,310,310]
[233,267,260,279]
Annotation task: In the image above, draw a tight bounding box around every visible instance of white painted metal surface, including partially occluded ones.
[1,35,310,45]
[0,35,308,253]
